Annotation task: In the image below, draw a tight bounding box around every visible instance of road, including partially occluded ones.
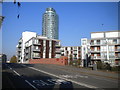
[2,63,119,90]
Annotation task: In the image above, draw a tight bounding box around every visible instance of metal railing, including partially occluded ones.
[33,41,41,45]
[91,56,101,59]
[33,48,40,52]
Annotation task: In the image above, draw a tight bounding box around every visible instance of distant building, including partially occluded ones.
[17,31,61,63]
[81,38,91,67]
[61,46,81,64]
[90,30,120,66]
[0,54,7,63]
[81,30,120,67]
[42,7,59,39]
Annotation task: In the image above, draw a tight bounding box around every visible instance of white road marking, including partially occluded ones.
[7,65,39,90]
[25,80,38,90]
[13,70,21,76]
[28,66,98,89]
[59,74,88,79]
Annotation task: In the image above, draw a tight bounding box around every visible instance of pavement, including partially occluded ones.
[2,63,120,90]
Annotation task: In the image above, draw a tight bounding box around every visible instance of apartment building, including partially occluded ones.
[16,31,37,63]
[24,35,61,61]
[81,38,91,67]
[90,30,120,66]
[17,31,61,63]
[61,46,81,63]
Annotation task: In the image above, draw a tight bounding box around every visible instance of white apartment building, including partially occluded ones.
[16,31,37,63]
[81,38,91,67]
[90,30,120,66]
[16,31,61,63]
[61,46,81,64]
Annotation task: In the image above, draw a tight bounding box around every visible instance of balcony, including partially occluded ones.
[19,39,22,44]
[25,56,29,59]
[25,44,29,48]
[73,52,77,54]
[115,56,120,59]
[109,56,116,59]
[115,49,120,52]
[55,50,61,53]
[33,49,40,52]
[33,41,41,45]
[18,44,22,48]
[17,48,21,52]
[55,44,61,48]
[25,50,29,53]
[32,55,40,59]
[91,42,100,46]
[90,50,100,53]
[91,56,101,60]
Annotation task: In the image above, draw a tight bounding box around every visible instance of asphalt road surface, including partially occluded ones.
[2,63,119,90]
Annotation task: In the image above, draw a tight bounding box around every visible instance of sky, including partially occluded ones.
[1,2,118,59]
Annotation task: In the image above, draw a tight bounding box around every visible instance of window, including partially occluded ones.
[108,46,114,51]
[113,39,117,44]
[82,40,87,45]
[108,39,113,44]
[101,53,107,58]
[101,40,107,45]
[97,40,100,44]
[101,46,107,51]
[109,52,114,58]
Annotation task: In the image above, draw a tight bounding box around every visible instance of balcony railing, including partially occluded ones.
[19,39,22,43]
[25,56,29,59]
[55,50,61,53]
[55,44,61,47]
[73,52,77,54]
[32,55,40,58]
[33,49,40,52]
[115,56,120,59]
[91,42,100,45]
[17,49,21,51]
[18,44,22,48]
[33,41,41,45]
[91,56,101,59]
[25,50,29,53]
[91,50,100,52]
[25,44,29,47]
[115,49,120,52]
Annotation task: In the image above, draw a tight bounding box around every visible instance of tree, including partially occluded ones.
[77,59,81,65]
[69,54,73,65]
[10,55,17,63]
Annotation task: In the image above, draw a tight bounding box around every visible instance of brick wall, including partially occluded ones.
[29,56,68,65]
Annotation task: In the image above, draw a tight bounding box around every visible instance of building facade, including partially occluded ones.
[42,7,59,39]
[61,46,81,64]
[81,38,91,67]
[24,36,61,61]
[90,30,120,66]
[16,31,37,63]
[17,31,61,63]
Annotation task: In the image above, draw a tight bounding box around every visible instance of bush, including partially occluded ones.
[111,66,120,71]
[70,59,81,66]
[96,61,103,69]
